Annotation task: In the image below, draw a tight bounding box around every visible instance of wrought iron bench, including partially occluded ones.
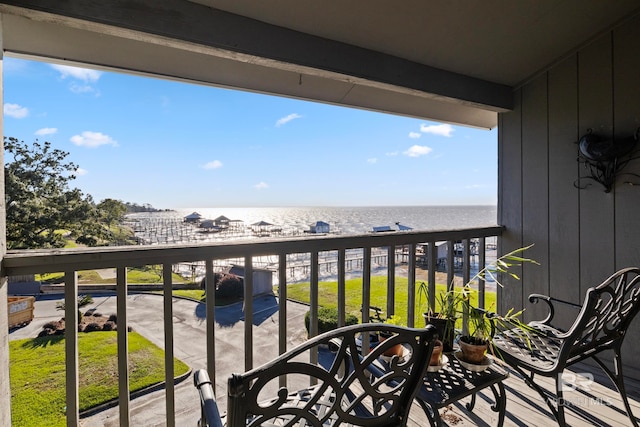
[491,267,640,426]
[194,323,438,426]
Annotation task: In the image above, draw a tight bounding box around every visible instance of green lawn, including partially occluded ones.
[10,331,189,427]
[173,289,206,301]
[38,266,187,285]
[285,276,496,327]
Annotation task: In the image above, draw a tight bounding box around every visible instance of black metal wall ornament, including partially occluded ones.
[574,128,640,193]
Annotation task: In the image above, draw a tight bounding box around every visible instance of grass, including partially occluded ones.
[37,266,187,285]
[285,276,496,327]
[173,289,206,301]
[10,331,189,427]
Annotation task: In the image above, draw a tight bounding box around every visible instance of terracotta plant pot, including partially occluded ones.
[423,314,456,352]
[429,340,443,366]
[459,337,488,364]
[379,332,404,357]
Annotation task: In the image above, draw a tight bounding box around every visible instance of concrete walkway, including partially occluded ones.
[8,293,310,426]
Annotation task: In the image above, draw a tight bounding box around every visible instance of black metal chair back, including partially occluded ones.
[196,323,437,427]
[492,267,640,426]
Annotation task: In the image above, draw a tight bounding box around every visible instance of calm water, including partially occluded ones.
[141,205,497,236]
[126,205,497,282]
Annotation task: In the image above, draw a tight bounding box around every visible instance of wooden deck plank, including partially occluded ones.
[406,362,640,426]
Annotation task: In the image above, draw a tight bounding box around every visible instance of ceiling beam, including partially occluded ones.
[0,0,512,112]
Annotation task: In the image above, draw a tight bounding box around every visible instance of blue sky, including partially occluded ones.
[3,57,497,209]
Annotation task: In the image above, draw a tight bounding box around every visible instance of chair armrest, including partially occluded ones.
[193,369,224,427]
[528,294,582,326]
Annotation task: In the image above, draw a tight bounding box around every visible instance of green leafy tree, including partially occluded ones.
[4,137,107,249]
[97,198,127,227]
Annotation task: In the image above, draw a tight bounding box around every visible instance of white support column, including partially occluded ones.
[0,13,11,427]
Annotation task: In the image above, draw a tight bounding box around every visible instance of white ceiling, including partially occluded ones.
[1,1,639,129]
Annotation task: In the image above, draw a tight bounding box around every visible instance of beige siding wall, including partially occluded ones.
[499,14,640,379]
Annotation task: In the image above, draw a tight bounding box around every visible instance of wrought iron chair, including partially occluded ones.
[194,323,438,427]
[491,267,640,426]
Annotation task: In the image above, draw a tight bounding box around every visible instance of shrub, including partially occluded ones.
[108,314,117,322]
[84,322,101,332]
[304,307,358,335]
[102,321,116,331]
[216,274,244,299]
[200,272,223,291]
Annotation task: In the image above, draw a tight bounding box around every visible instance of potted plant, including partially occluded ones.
[418,281,463,352]
[379,315,406,357]
[456,245,537,365]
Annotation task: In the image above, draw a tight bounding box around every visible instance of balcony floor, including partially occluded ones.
[406,362,640,426]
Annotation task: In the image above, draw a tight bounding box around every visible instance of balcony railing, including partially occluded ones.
[4,225,503,426]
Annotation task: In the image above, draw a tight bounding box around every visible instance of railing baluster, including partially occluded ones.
[310,251,319,385]
[386,245,395,319]
[64,270,79,427]
[447,240,455,291]
[244,256,253,372]
[407,243,417,327]
[428,242,436,313]
[116,266,130,426]
[478,237,486,309]
[337,249,346,327]
[162,263,175,427]
[362,247,372,323]
[278,253,287,389]
[205,260,216,392]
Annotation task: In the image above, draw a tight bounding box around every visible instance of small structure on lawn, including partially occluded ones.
[228,265,274,296]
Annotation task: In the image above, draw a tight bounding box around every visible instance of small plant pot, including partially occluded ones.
[379,332,404,357]
[423,314,456,352]
[459,337,488,364]
[429,340,443,366]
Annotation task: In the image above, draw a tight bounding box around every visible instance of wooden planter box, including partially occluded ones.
[8,296,35,328]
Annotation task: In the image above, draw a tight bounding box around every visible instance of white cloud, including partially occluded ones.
[69,82,100,95]
[385,151,399,156]
[75,168,88,176]
[275,113,302,127]
[255,182,269,190]
[4,103,28,119]
[35,127,58,136]
[70,131,118,148]
[409,131,421,139]
[367,158,378,164]
[420,123,454,137]
[203,160,223,170]
[51,64,102,82]
[403,145,433,157]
